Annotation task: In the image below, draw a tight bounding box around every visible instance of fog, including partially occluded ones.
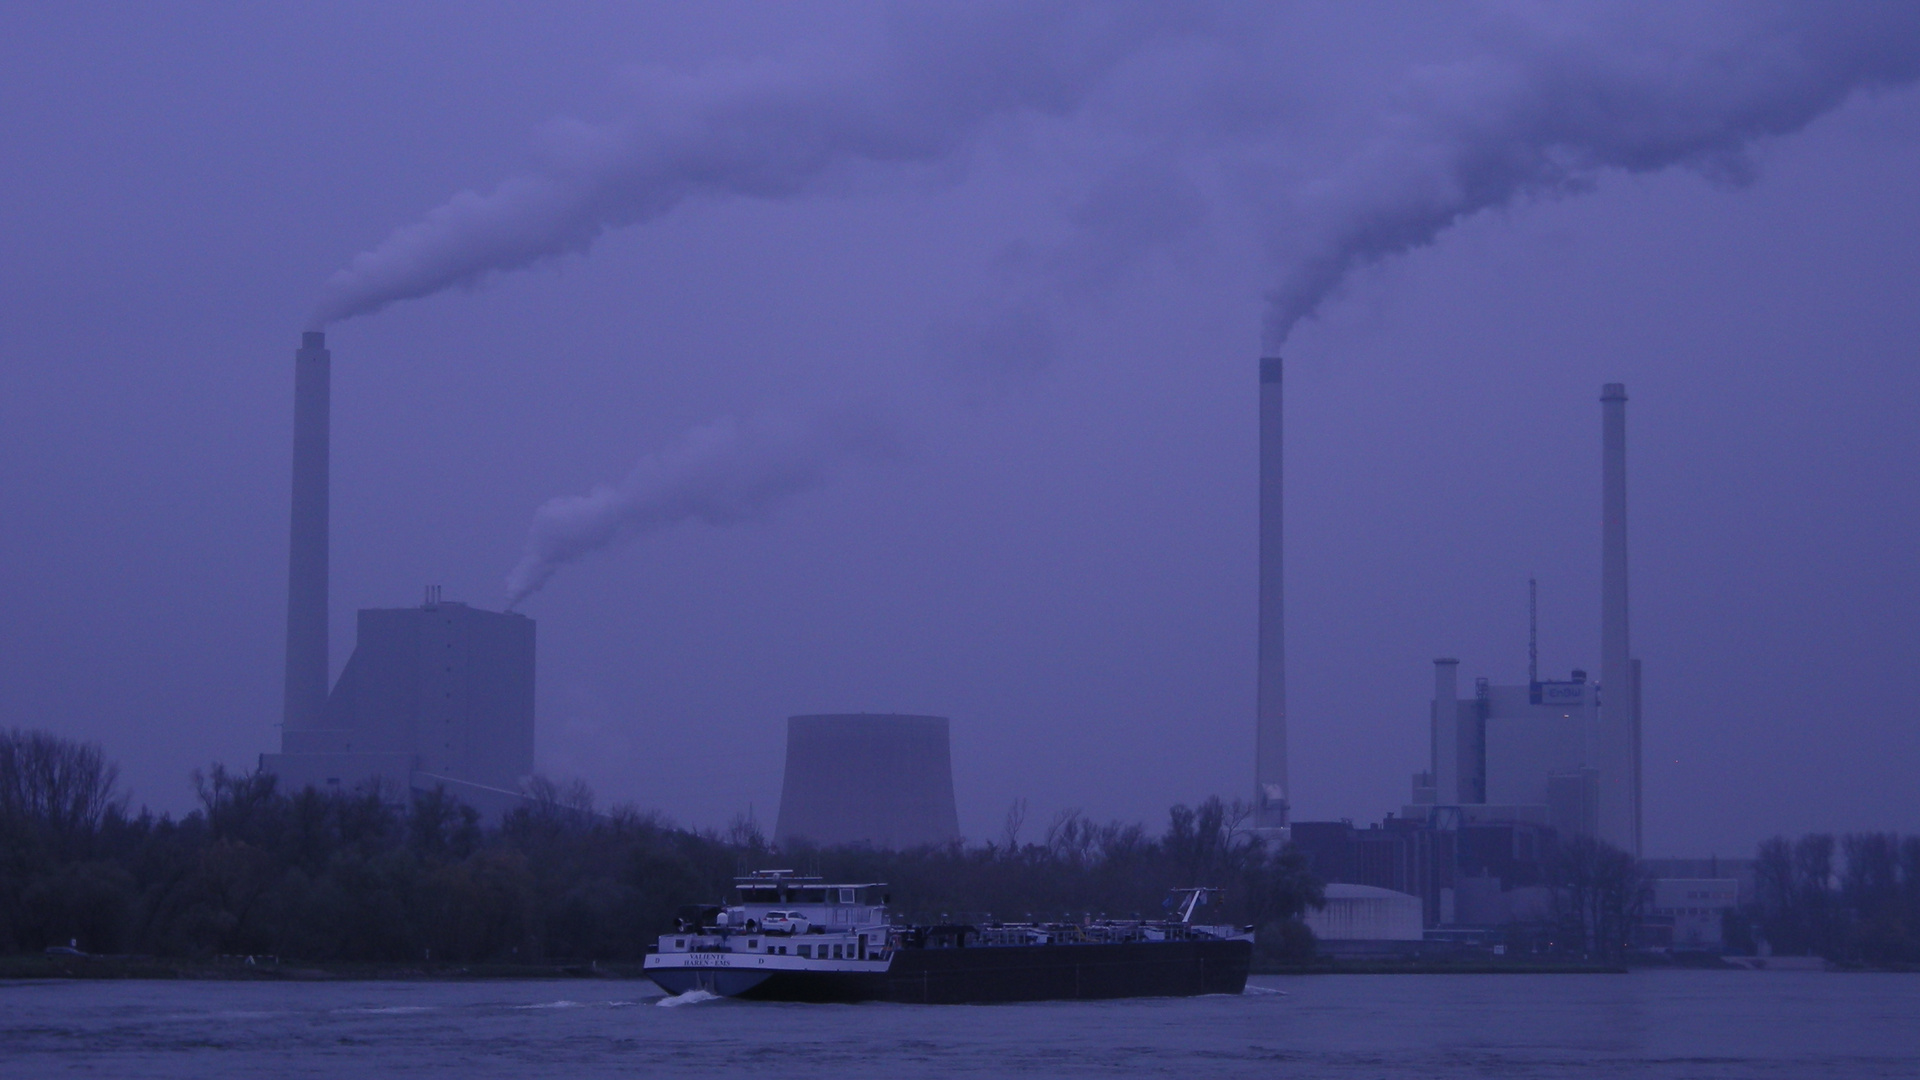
[2,1,1917,857]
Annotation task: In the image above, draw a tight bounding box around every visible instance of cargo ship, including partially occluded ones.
[643,870,1252,1004]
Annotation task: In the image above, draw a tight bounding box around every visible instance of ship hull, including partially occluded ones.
[648,940,1250,1004]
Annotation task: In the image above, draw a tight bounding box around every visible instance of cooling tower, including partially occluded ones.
[1598,383,1641,856]
[284,331,331,730]
[1254,356,1289,831]
[774,714,961,848]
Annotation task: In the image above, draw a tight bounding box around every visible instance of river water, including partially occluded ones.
[2,972,1915,1078]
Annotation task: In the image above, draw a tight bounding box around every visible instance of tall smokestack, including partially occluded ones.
[1255,356,1288,832]
[1598,382,1639,855]
[284,331,330,730]
[1433,658,1460,804]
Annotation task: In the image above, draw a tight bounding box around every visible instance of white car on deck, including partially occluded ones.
[758,910,811,935]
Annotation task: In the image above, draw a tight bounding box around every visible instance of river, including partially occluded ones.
[3,971,1915,1078]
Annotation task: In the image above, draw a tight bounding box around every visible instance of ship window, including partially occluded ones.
[747,940,758,949]
[674,939,685,949]
[797,945,810,958]
[840,889,855,904]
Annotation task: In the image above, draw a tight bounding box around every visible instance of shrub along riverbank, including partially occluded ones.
[1,729,1322,967]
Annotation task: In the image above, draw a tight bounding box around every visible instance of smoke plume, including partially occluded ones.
[1261,2,1920,347]
[310,1,1920,599]
[309,2,1210,328]
[505,407,895,607]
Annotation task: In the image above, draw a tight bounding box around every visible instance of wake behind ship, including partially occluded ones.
[643,871,1252,1004]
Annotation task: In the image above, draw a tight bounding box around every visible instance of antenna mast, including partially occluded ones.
[1528,576,1539,687]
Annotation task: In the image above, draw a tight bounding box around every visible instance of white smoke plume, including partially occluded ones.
[1260,2,1920,347]
[308,2,1211,328]
[504,407,895,607]
[309,1,1920,599]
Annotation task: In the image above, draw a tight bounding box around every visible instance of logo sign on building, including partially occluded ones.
[1540,683,1587,706]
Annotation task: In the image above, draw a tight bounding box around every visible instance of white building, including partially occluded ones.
[1649,878,1739,950]
[1304,884,1425,943]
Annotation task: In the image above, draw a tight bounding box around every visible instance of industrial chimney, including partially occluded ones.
[283,331,330,731]
[1254,356,1288,832]
[1598,382,1641,855]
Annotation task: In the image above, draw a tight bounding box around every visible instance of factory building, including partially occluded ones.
[1403,384,1642,856]
[262,332,537,817]
[774,714,961,849]
[1644,878,1741,950]
[1291,383,1652,937]
[1406,660,1601,840]
[262,591,536,812]
[1292,816,1558,929]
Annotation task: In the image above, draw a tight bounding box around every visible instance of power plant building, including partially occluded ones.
[1408,662,1601,838]
[774,714,961,849]
[262,594,536,807]
[261,332,537,816]
[1404,384,1643,856]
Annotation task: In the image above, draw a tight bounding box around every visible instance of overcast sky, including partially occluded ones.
[2,1,1917,857]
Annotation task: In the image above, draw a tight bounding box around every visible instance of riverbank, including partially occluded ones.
[0,954,653,981]
[10,952,1625,981]
[1255,955,1627,975]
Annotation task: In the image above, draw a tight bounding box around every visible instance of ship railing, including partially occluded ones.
[958,922,1200,947]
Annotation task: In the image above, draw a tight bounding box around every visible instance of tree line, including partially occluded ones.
[0,729,1322,964]
[1740,832,1920,967]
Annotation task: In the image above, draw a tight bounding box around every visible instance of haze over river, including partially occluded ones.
[3,972,1914,1078]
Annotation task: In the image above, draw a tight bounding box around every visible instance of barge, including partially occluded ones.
[643,870,1252,1004]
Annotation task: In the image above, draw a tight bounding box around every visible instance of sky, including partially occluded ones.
[2,1,1917,858]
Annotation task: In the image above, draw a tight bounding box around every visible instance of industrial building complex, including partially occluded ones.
[1397,382,1640,856]
[251,325,1734,953]
[1267,369,1735,951]
[260,332,536,817]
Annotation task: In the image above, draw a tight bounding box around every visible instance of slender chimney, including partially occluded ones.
[1433,658,1461,804]
[1598,382,1639,854]
[1255,356,1288,831]
[284,331,330,731]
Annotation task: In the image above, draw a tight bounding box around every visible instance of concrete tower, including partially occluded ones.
[1255,356,1289,831]
[774,714,961,849]
[1598,383,1641,855]
[1432,658,1461,804]
[284,331,330,731]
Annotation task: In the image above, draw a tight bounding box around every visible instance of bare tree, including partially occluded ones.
[1000,797,1028,854]
[1548,834,1648,959]
[0,729,126,858]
